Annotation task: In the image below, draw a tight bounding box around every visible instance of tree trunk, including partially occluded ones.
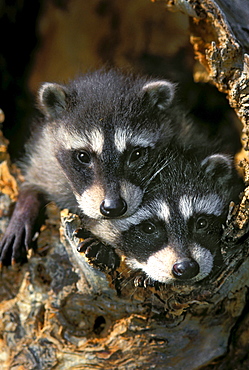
[1,1,249,369]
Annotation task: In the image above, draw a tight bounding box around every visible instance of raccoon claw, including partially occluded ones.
[86,243,120,271]
[77,238,97,252]
[73,228,92,239]
[0,220,41,267]
[0,189,46,267]
[77,239,120,271]
[0,223,31,267]
[134,275,155,288]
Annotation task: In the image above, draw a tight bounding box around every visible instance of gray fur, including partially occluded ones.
[83,149,243,284]
[22,70,191,216]
[0,69,194,266]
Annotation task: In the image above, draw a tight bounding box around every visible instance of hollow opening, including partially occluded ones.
[93,315,106,335]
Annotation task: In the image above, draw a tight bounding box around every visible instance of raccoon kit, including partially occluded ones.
[80,148,244,285]
[0,69,199,266]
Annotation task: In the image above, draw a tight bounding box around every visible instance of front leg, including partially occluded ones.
[0,187,46,266]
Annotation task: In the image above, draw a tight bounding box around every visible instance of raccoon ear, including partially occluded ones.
[142,80,175,110]
[201,154,234,186]
[38,83,68,118]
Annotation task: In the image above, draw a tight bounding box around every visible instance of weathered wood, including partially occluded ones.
[162,0,249,128]
[1,1,249,369]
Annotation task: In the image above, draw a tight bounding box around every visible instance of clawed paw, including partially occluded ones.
[77,237,120,271]
[0,226,31,267]
[0,190,46,268]
[134,275,156,288]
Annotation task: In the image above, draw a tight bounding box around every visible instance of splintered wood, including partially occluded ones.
[0,161,19,202]
[222,159,249,242]
[0,115,18,204]
[0,128,23,202]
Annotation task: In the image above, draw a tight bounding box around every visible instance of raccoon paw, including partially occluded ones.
[0,189,46,268]
[0,219,31,267]
[134,275,156,288]
[77,239,120,271]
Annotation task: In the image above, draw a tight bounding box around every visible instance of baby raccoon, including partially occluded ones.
[0,69,196,266]
[80,148,243,285]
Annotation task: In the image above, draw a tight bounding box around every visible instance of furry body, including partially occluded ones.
[0,69,199,265]
[81,148,243,284]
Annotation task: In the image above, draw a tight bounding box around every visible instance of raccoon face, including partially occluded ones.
[38,70,176,219]
[121,199,225,284]
[87,152,243,284]
[54,143,148,219]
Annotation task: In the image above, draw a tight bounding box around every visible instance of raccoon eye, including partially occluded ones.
[140,221,156,234]
[195,216,209,231]
[129,147,147,163]
[77,150,91,165]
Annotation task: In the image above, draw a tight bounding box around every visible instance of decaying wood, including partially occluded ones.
[1,1,249,369]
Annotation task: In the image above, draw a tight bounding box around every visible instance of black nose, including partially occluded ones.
[100,198,127,218]
[172,259,200,280]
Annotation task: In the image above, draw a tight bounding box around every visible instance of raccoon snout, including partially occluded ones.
[172,259,200,280]
[100,197,127,218]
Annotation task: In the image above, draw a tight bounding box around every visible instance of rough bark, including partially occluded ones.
[1,1,249,369]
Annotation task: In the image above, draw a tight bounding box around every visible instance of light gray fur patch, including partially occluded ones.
[158,201,170,223]
[190,245,213,282]
[179,195,193,219]
[179,194,223,220]
[24,126,78,209]
[56,125,104,154]
[55,125,88,150]
[114,128,132,152]
[86,128,105,154]
[194,194,223,215]
[114,127,161,153]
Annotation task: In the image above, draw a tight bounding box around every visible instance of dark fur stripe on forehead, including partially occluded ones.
[45,69,177,134]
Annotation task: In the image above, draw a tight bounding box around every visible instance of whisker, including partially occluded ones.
[140,150,178,191]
